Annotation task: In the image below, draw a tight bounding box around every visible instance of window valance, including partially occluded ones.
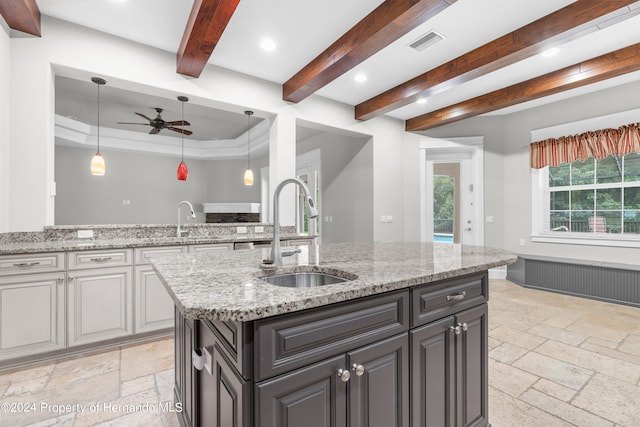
[530,122,640,169]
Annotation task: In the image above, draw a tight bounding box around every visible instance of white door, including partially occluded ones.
[420,137,484,246]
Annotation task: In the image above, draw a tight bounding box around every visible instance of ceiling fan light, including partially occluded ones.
[244,168,254,186]
[90,153,106,176]
[177,161,188,181]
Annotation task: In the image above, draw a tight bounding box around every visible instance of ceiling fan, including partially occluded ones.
[117,107,192,135]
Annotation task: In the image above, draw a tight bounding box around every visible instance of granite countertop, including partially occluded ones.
[0,234,309,255]
[151,241,517,322]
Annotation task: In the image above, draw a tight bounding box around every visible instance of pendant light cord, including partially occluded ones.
[247,113,251,169]
[181,101,185,162]
[96,83,100,154]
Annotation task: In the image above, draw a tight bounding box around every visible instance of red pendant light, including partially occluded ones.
[90,77,107,176]
[177,96,189,181]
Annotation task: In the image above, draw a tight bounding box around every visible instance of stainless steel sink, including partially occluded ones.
[260,272,350,288]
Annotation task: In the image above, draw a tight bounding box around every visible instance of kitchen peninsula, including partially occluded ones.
[152,241,516,427]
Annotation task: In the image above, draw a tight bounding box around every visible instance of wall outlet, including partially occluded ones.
[237,226,248,234]
[486,216,494,224]
[77,230,94,239]
[254,226,264,233]
[519,238,526,246]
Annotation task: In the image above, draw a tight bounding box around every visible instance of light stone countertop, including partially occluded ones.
[0,234,306,255]
[151,241,517,321]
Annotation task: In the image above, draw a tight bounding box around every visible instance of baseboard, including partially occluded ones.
[507,255,639,308]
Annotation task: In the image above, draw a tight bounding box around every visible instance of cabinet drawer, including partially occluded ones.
[134,246,188,265]
[411,272,487,327]
[255,290,409,381]
[68,249,132,270]
[0,253,65,276]
[188,243,233,254]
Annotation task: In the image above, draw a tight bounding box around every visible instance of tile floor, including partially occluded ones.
[0,279,638,426]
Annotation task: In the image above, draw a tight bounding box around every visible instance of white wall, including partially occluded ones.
[425,79,640,264]
[0,19,10,232]
[298,133,374,243]
[5,16,410,243]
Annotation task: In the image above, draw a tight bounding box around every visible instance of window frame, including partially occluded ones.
[531,157,640,248]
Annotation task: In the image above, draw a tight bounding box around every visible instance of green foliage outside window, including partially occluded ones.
[548,154,640,234]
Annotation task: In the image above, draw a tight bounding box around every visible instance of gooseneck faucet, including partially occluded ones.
[271,177,319,266]
[177,200,196,238]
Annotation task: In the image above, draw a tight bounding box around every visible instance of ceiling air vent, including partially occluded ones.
[408,30,444,52]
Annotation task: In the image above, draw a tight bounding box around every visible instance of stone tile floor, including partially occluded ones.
[0,279,638,426]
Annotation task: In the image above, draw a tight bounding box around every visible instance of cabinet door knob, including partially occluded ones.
[450,325,462,335]
[68,276,74,281]
[351,364,365,376]
[461,322,468,332]
[337,368,351,382]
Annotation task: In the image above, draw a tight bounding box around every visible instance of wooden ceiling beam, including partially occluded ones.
[0,0,41,36]
[177,0,241,78]
[283,0,457,104]
[405,42,640,131]
[357,0,640,121]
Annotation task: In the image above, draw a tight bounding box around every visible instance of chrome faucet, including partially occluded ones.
[270,177,319,266]
[177,200,196,238]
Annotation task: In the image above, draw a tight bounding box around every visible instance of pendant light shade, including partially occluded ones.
[243,168,254,186]
[244,110,254,186]
[90,77,106,176]
[90,153,106,175]
[177,96,189,181]
[177,161,188,181]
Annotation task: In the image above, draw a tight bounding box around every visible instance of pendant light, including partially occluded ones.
[243,110,254,186]
[90,77,106,176]
[177,96,189,181]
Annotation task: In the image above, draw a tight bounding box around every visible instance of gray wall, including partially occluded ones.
[424,79,640,264]
[55,145,263,224]
[298,134,374,243]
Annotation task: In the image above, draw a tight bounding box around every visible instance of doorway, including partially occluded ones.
[420,137,484,246]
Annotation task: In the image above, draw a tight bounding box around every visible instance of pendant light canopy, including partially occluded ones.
[90,77,106,176]
[244,110,254,186]
[177,96,189,181]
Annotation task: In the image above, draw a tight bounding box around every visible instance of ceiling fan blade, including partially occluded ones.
[168,127,193,136]
[135,112,153,122]
[149,128,161,135]
[117,122,150,125]
[165,120,190,126]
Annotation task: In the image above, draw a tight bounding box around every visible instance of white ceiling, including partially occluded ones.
[39,0,640,131]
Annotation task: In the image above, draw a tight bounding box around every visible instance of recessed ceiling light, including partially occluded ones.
[354,73,367,83]
[260,38,276,52]
[541,47,560,58]
[416,97,428,105]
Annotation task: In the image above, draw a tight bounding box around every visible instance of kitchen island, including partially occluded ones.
[152,241,516,427]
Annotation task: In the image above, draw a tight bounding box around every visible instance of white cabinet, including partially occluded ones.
[134,265,175,333]
[133,246,186,334]
[0,272,65,360]
[67,250,134,347]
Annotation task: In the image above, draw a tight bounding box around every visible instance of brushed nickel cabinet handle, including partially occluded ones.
[13,261,41,268]
[446,291,466,301]
[90,257,113,263]
[450,325,462,335]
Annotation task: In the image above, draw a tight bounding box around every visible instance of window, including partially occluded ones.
[533,153,640,246]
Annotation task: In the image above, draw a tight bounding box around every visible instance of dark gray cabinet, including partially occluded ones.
[175,308,198,427]
[411,303,488,427]
[256,333,409,427]
[173,272,489,427]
